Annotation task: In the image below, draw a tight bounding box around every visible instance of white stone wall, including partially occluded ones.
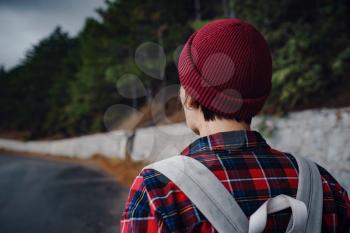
[0,130,129,159]
[0,107,349,192]
[131,123,197,161]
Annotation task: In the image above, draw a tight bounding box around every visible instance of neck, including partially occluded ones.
[198,119,251,137]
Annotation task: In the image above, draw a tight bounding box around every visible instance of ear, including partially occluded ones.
[180,86,199,110]
[184,94,199,110]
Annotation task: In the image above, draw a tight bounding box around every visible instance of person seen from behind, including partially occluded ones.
[121,18,350,233]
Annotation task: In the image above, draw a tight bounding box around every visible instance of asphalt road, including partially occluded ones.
[0,154,129,233]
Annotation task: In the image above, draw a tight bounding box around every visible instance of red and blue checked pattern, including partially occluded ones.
[121,130,350,232]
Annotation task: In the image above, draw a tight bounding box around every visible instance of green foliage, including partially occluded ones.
[234,0,350,112]
[1,0,349,138]
[191,20,212,30]
[0,27,76,137]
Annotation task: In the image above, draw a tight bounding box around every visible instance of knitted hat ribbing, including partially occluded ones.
[178,18,272,119]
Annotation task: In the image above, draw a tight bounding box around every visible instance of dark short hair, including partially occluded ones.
[182,91,251,124]
[201,104,252,124]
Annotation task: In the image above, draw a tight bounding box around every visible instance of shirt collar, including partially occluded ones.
[180,130,269,155]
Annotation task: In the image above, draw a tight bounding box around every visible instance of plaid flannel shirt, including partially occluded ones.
[121,130,350,232]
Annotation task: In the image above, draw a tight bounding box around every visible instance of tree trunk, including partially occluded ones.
[194,0,201,20]
[222,0,228,17]
[229,0,235,18]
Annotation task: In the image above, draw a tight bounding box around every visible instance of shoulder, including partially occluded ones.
[281,152,349,202]
[315,164,350,231]
[123,173,152,216]
[123,158,177,216]
[285,152,348,191]
[140,167,172,191]
[140,155,192,191]
[140,157,180,194]
[316,164,349,203]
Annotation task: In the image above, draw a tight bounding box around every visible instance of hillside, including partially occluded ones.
[0,0,349,139]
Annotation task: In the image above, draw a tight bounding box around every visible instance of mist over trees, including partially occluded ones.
[1,0,349,139]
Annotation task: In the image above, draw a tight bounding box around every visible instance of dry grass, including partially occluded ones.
[116,103,160,130]
[88,154,148,186]
[116,98,186,130]
[0,131,30,140]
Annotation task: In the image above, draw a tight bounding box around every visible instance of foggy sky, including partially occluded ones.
[0,0,103,69]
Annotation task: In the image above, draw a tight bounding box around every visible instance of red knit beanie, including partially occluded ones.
[178,18,272,120]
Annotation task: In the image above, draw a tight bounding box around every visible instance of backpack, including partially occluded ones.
[144,155,323,233]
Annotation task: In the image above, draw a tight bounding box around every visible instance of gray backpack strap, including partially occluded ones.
[287,156,323,233]
[144,155,323,233]
[144,155,249,233]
